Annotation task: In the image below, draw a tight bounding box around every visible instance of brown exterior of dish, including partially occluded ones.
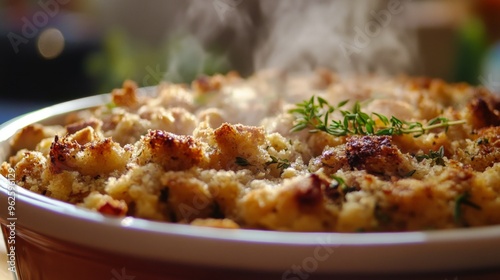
[3,221,500,280]
[0,222,286,280]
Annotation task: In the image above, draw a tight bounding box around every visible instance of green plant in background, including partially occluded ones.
[453,17,488,85]
[86,29,231,94]
[163,34,232,83]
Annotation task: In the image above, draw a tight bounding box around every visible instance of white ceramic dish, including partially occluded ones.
[1,92,500,279]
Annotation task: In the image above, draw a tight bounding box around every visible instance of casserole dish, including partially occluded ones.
[2,79,500,279]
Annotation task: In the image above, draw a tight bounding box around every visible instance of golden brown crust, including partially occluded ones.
[66,118,102,135]
[345,136,411,176]
[111,80,139,108]
[455,127,500,172]
[136,130,203,171]
[10,124,60,151]
[212,123,267,170]
[49,134,129,176]
[468,97,500,129]
[3,71,500,232]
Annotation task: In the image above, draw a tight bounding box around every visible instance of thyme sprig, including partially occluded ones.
[289,96,466,138]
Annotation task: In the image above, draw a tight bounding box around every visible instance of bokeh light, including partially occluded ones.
[37,28,65,60]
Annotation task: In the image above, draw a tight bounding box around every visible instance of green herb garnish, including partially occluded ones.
[330,175,346,189]
[404,170,417,177]
[477,138,489,145]
[289,96,466,137]
[415,146,446,166]
[454,192,481,223]
[374,204,391,224]
[106,101,117,110]
[330,175,358,194]
[266,156,291,173]
[235,156,251,167]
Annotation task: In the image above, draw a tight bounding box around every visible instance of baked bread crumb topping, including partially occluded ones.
[2,70,500,232]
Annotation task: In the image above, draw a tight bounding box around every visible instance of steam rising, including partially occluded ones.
[187,0,418,76]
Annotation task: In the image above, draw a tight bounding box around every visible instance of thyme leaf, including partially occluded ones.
[266,156,291,173]
[454,192,481,223]
[477,138,489,145]
[330,175,359,194]
[235,156,251,167]
[106,101,117,110]
[404,170,417,177]
[415,146,446,166]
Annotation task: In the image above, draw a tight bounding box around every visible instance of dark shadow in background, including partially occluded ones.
[0,14,102,103]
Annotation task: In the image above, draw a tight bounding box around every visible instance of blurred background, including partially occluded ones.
[0,0,499,123]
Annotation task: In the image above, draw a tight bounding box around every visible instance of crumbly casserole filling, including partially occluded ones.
[2,70,500,232]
